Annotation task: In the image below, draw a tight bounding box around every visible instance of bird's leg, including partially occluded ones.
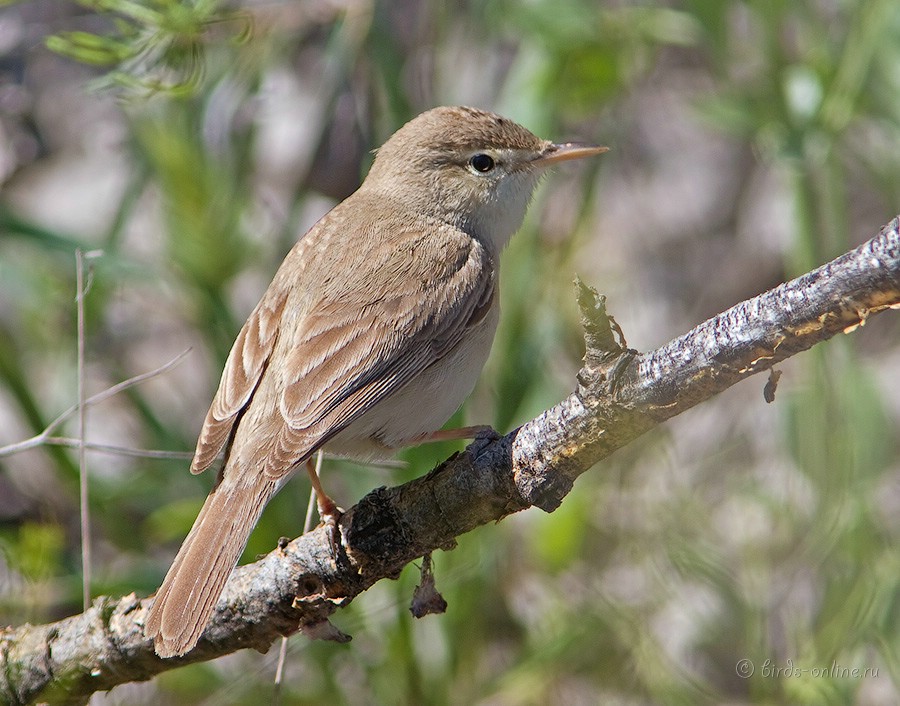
[305,456,339,520]
[409,425,501,458]
[305,457,342,556]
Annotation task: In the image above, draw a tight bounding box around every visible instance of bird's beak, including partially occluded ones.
[533,142,609,167]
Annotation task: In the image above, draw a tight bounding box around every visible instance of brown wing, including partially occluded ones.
[190,288,288,474]
[260,224,495,478]
[191,204,494,480]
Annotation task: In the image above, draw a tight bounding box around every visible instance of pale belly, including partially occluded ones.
[323,302,499,459]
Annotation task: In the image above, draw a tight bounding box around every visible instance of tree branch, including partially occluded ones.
[2,217,898,706]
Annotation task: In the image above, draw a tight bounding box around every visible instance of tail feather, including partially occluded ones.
[145,476,279,657]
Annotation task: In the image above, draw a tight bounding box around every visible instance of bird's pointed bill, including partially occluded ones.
[534,142,609,166]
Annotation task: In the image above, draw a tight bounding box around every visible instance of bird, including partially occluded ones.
[144,105,607,657]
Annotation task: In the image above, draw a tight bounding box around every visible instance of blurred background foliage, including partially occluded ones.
[1,0,899,703]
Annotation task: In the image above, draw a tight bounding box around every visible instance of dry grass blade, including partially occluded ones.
[0,349,193,459]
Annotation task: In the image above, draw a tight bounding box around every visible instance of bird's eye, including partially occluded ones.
[469,153,495,173]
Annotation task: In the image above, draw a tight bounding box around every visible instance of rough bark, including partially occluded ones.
[1,216,898,706]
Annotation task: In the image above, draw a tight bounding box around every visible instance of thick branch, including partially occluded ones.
[2,217,898,705]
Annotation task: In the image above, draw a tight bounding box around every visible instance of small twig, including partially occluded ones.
[303,450,324,534]
[272,637,289,704]
[42,438,195,460]
[0,349,192,458]
[68,350,191,410]
[76,249,91,612]
[274,449,325,702]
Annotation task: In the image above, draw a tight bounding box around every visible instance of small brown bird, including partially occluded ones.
[144,106,606,657]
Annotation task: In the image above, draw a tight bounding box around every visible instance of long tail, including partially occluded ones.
[145,475,279,657]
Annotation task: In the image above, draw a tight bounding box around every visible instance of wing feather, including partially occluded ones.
[190,290,288,474]
[259,226,495,478]
[192,200,496,482]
